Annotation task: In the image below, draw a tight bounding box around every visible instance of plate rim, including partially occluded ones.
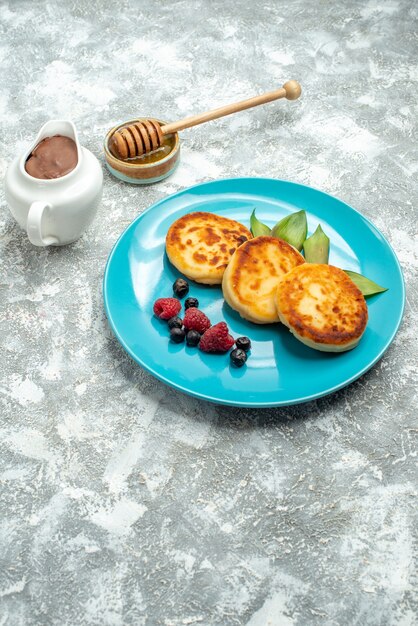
[103,176,406,407]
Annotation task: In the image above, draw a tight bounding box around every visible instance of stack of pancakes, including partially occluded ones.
[166,212,368,352]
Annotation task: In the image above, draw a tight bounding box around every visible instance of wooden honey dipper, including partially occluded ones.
[109,80,301,161]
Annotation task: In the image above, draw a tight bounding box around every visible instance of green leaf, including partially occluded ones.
[250,209,271,237]
[303,224,330,264]
[344,270,388,297]
[271,210,307,251]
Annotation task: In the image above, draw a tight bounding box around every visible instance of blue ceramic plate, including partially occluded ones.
[103,178,405,407]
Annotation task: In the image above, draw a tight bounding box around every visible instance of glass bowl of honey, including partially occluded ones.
[104,118,180,184]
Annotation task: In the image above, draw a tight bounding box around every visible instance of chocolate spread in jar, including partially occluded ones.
[25,135,78,179]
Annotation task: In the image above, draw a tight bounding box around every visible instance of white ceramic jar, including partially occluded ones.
[4,120,103,246]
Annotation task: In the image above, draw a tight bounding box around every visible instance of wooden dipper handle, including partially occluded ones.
[161,80,301,135]
[109,80,301,160]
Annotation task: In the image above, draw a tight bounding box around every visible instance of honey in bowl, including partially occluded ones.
[104,118,180,184]
[122,134,176,165]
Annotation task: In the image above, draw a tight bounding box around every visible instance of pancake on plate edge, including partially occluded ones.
[166,211,252,284]
[275,263,368,352]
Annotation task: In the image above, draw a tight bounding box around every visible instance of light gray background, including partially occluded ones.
[0,1,417,625]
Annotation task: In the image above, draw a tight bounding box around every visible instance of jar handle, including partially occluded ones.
[27,201,59,246]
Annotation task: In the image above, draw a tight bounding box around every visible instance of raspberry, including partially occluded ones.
[153,297,181,320]
[199,322,235,353]
[183,308,211,334]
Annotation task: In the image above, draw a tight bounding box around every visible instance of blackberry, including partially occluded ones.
[230,348,247,367]
[186,330,201,347]
[167,316,183,329]
[170,327,185,343]
[173,278,189,298]
[235,336,251,352]
[185,297,199,309]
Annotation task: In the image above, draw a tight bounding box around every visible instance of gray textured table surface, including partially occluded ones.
[1,1,417,625]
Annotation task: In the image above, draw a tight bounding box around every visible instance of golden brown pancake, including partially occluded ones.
[166,211,252,284]
[275,263,368,352]
[222,236,305,323]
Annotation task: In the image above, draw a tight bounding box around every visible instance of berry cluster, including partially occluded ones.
[153,278,251,367]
